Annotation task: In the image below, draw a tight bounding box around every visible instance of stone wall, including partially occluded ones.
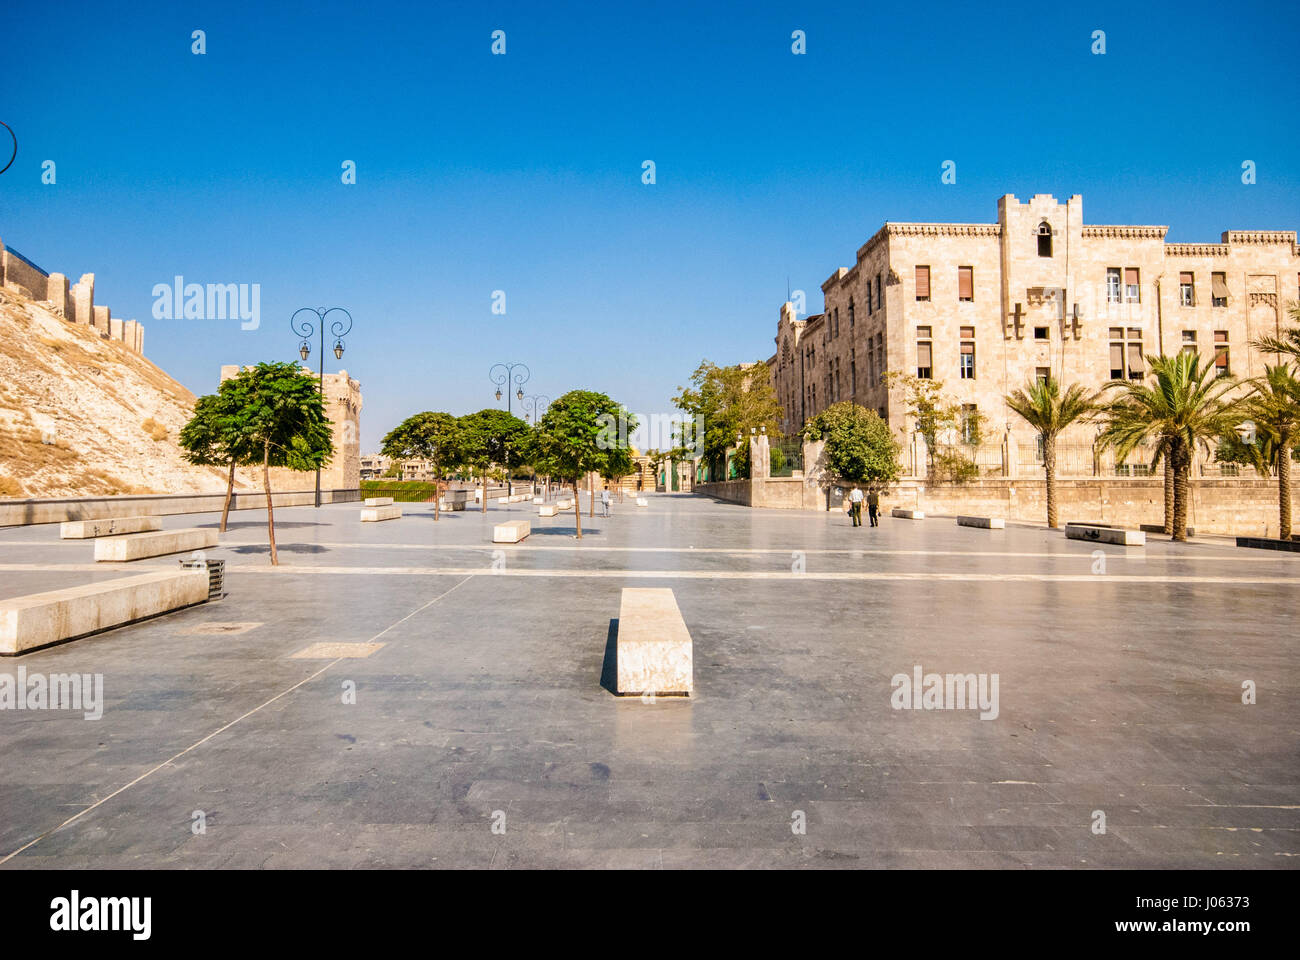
[0,487,362,528]
[695,474,1298,537]
[0,238,146,354]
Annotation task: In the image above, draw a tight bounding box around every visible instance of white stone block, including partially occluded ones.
[94,528,218,562]
[617,588,692,696]
[361,504,402,522]
[493,520,530,543]
[61,516,162,539]
[363,497,394,507]
[1,571,210,654]
[891,508,925,520]
[957,515,1005,529]
[1065,524,1145,546]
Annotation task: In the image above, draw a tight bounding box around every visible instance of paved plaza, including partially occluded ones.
[0,493,1296,869]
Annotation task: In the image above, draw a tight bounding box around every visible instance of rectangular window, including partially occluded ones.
[1035,366,1050,384]
[875,275,882,311]
[1181,330,1197,355]
[958,266,973,301]
[1179,272,1194,307]
[916,340,932,379]
[1109,343,1124,380]
[850,350,856,393]
[960,404,978,444]
[960,341,975,379]
[1127,343,1145,380]
[915,265,930,301]
[1106,268,1122,304]
[1124,267,1140,303]
[1214,330,1230,377]
[1034,326,1049,340]
[1212,272,1228,307]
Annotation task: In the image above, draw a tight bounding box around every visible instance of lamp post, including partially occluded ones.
[290,306,353,507]
[521,394,551,498]
[489,362,530,417]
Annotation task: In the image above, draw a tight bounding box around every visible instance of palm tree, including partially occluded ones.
[1251,302,1300,361]
[1005,376,1099,528]
[1099,352,1243,542]
[1239,364,1300,539]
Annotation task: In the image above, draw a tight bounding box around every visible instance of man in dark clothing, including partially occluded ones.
[867,490,880,527]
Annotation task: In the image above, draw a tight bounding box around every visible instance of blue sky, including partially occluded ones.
[2,0,1297,450]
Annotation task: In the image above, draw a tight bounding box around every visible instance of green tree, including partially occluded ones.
[673,360,782,480]
[530,390,632,538]
[380,412,461,521]
[1251,302,1300,361]
[881,372,960,476]
[457,409,529,513]
[1005,376,1099,529]
[802,402,901,488]
[178,390,257,533]
[1235,364,1300,539]
[1098,353,1242,542]
[221,362,334,564]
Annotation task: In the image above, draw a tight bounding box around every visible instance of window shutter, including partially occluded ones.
[958,267,973,299]
[960,326,975,338]
[915,266,930,299]
[917,342,932,368]
[1179,272,1193,284]
[1212,274,1229,299]
[1124,268,1139,285]
[1110,344,1123,372]
[960,342,974,355]
[1128,343,1144,374]
[1215,347,1229,368]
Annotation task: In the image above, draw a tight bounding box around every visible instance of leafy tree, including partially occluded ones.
[1098,353,1242,541]
[179,390,257,532]
[220,362,333,564]
[380,412,461,521]
[531,390,632,538]
[881,372,962,476]
[1251,302,1300,361]
[802,402,901,488]
[457,409,529,512]
[1005,376,1099,529]
[673,360,782,480]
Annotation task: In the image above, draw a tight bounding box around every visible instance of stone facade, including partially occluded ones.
[0,238,145,354]
[769,194,1300,466]
[219,365,362,491]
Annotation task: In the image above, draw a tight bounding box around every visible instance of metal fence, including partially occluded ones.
[770,437,803,477]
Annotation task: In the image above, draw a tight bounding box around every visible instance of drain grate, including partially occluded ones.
[179,556,225,600]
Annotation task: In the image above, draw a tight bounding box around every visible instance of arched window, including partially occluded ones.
[1037,221,1053,258]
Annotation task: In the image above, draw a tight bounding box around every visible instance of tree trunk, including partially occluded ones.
[574,479,583,539]
[1170,452,1180,535]
[220,459,236,533]
[1044,433,1058,528]
[433,459,440,521]
[263,442,278,565]
[1278,428,1293,541]
[1172,441,1190,542]
[481,469,487,513]
[589,473,595,518]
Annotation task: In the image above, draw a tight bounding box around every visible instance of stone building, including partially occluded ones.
[219,365,362,491]
[769,194,1300,475]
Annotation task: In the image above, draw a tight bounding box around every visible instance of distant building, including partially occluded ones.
[770,193,1299,472]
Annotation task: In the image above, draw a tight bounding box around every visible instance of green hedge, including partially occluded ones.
[360,481,441,502]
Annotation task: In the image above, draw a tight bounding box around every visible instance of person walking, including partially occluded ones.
[849,486,864,527]
[600,485,612,518]
[867,490,880,527]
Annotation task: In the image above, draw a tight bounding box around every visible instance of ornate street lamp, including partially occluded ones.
[488,362,530,416]
[290,306,354,507]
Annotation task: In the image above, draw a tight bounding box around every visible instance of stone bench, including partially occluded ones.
[493,520,530,543]
[891,508,925,520]
[94,528,218,562]
[1065,524,1145,546]
[1140,523,1195,538]
[439,499,467,512]
[363,496,394,507]
[636,497,648,507]
[957,515,1005,529]
[361,504,402,522]
[533,496,544,505]
[617,587,692,697]
[1235,536,1300,553]
[538,504,559,517]
[61,516,162,539]
[556,499,574,510]
[1,570,210,655]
